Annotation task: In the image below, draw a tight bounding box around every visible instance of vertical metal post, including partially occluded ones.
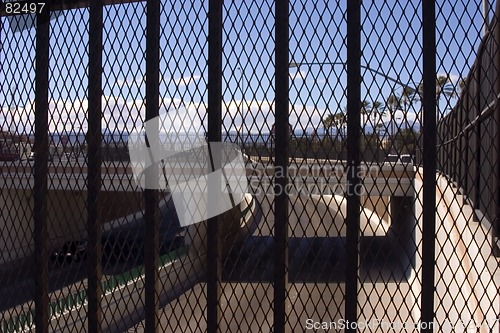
[274,0,289,332]
[34,7,50,333]
[421,1,437,332]
[207,1,222,332]
[483,0,490,37]
[0,16,2,75]
[461,93,467,190]
[458,102,463,188]
[493,0,500,256]
[345,1,361,331]
[87,0,103,331]
[450,119,453,177]
[454,111,459,182]
[465,89,471,196]
[449,117,452,179]
[144,0,160,330]
[475,62,482,210]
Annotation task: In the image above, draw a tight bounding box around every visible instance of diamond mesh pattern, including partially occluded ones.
[155,2,209,332]
[46,9,89,332]
[0,0,499,331]
[434,1,500,331]
[99,2,147,331]
[217,1,276,332]
[0,11,37,333]
[286,1,348,329]
[357,1,422,329]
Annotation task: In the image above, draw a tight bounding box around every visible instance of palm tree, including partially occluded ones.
[360,100,370,132]
[332,110,347,159]
[370,100,384,134]
[415,74,457,121]
[386,93,401,137]
[400,86,416,131]
[376,123,385,137]
[334,110,347,141]
[322,113,335,138]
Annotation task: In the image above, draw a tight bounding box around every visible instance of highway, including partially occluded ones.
[128,169,499,333]
[1,161,498,332]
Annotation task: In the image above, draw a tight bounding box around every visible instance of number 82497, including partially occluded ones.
[5,2,46,14]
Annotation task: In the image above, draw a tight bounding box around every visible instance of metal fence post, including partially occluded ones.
[493,0,500,256]
[453,109,458,181]
[421,1,437,331]
[144,0,161,330]
[207,1,223,332]
[87,0,103,330]
[34,7,50,333]
[274,0,289,331]
[345,0,361,330]
[462,92,467,191]
[475,58,482,211]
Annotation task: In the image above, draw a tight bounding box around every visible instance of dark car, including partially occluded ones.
[384,154,413,165]
[50,240,87,263]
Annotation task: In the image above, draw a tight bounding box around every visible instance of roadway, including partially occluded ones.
[0,157,415,332]
[1,159,497,332]
[128,169,499,333]
[0,192,260,332]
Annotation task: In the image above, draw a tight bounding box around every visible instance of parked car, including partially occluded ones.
[50,240,87,263]
[384,154,413,164]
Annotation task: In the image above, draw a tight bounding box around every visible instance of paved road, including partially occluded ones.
[2,168,498,333]
[0,195,182,325]
[128,170,499,333]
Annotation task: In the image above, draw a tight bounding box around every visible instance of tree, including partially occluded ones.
[393,128,419,155]
[335,110,347,140]
[360,100,371,131]
[322,113,335,138]
[370,100,384,135]
[400,86,417,131]
[386,93,401,137]
[415,74,458,120]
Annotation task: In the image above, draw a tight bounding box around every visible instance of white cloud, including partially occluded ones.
[104,96,205,134]
[1,96,331,136]
[290,69,307,80]
[377,109,419,127]
[173,74,201,86]
[437,72,461,84]
[116,76,145,87]
[448,74,461,83]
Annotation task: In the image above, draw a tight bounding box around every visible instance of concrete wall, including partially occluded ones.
[362,195,390,223]
[0,188,142,263]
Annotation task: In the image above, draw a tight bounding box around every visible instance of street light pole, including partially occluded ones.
[290,61,417,93]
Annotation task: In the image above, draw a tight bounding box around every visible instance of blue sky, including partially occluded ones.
[0,0,494,135]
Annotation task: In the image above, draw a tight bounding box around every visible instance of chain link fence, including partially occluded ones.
[0,0,499,332]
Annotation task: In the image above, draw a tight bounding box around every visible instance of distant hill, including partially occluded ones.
[0,131,30,143]
[303,121,421,137]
